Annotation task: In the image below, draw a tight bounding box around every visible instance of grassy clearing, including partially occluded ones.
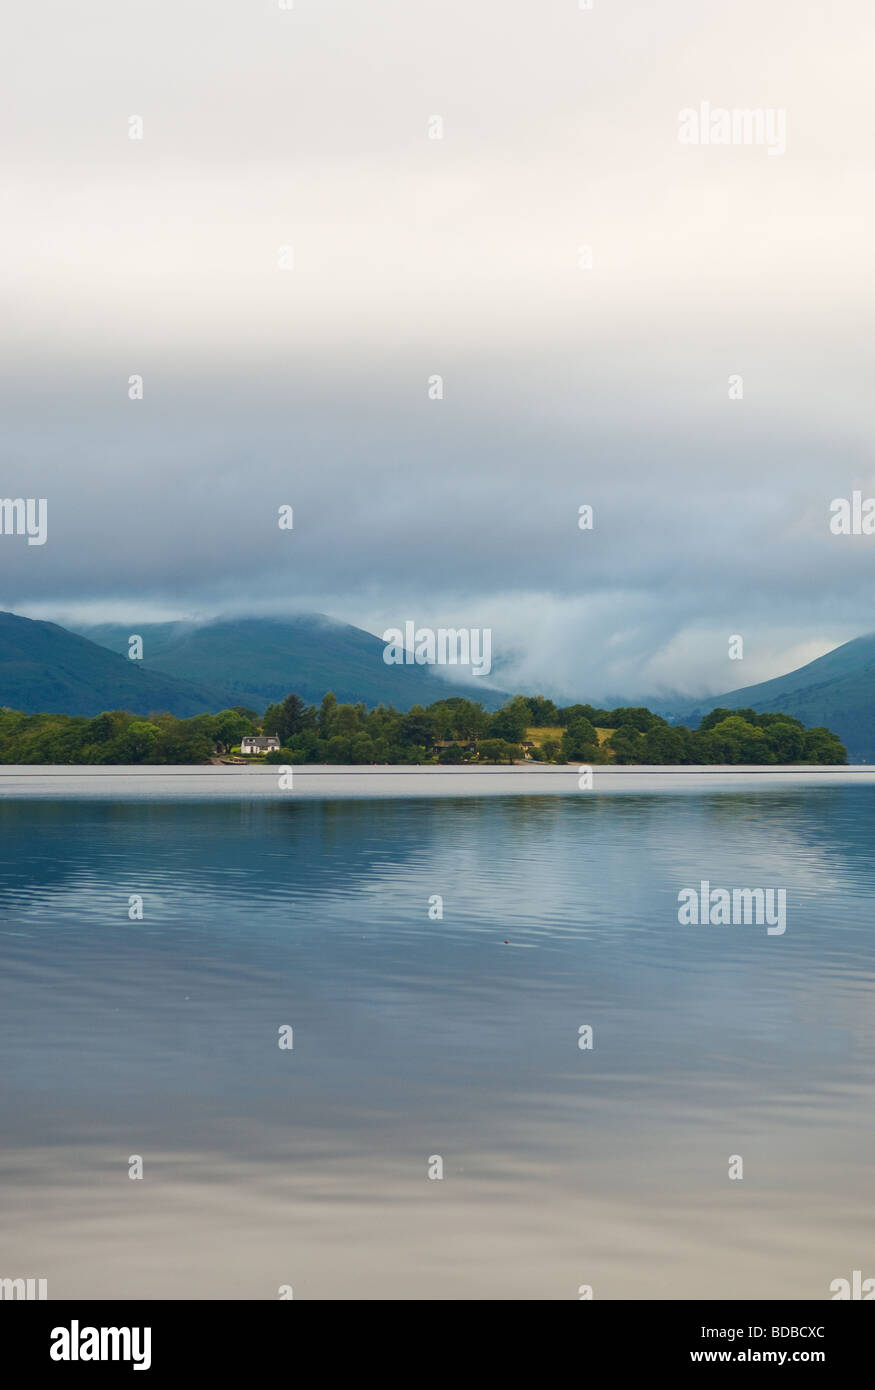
[525,725,617,745]
[525,725,617,761]
[525,726,563,747]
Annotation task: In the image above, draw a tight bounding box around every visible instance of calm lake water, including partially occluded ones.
[1,770,873,1299]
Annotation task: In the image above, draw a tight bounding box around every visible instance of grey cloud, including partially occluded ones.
[3,0,875,700]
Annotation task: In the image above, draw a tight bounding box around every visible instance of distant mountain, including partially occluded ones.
[683,633,875,761]
[0,611,219,716]
[76,614,507,712]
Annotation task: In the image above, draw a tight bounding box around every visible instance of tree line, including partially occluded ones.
[0,693,844,764]
[262,693,846,765]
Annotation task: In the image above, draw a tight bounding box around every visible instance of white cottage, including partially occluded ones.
[240,736,281,755]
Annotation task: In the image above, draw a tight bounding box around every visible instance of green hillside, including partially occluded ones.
[77,615,506,712]
[0,611,219,716]
[685,634,875,762]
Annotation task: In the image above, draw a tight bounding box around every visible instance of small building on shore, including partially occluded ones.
[240,736,281,755]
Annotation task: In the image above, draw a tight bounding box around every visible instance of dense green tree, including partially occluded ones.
[443,698,489,741]
[561,717,599,762]
[113,720,161,762]
[323,734,353,762]
[438,742,473,763]
[526,695,560,726]
[83,711,126,744]
[331,703,365,735]
[607,725,644,763]
[262,693,311,743]
[757,711,804,731]
[317,692,338,736]
[762,719,805,762]
[0,695,846,768]
[690,729,731,764]
[707,715,768,764]
[287,729,321,760]
[397,708,437,747]
[699,707,737,732]
[803,727,847,764]
[640,723,688,764]
[212,708,257,752]
[347,733,378,763]
[478,738,522,764]
[607,706,664,733]
[488,696,531,742]
[155,724,214,763]
[558,703,606,728]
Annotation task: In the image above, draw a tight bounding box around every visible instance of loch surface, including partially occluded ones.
[1,778,873,1298]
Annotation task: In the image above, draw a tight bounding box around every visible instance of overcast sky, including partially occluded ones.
[2,0,874,700]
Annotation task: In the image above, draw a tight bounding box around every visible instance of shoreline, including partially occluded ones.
[0,763,870,800]
[0,762,864,776]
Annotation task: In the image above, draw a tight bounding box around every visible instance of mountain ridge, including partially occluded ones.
[74,613,508,712]
[680,632,875,761]
[0,611,220,716]
[5,608,874,755]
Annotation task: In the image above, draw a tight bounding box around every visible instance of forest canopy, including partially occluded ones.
[0,695,847,766]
